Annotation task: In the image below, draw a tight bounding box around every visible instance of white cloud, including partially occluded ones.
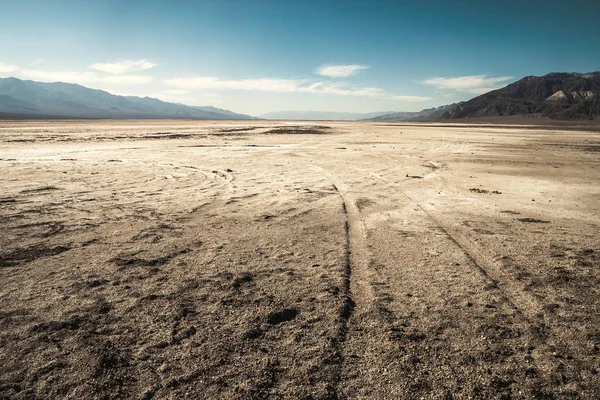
[166,77,303,92]
[18,69,153,85]
[315,64,370,77]
[2,58,157,86]
[19,69,97,83]
[88,59,158,74]
[165,76,430,101]
[304,81,431,101]
[302,81,381,97]
[422,75,513,94]
[0,62,19,74]
[388,94,435,101]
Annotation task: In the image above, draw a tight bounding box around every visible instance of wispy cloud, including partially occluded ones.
[102,75,154,84]
[18,69,154,85]
[388,94,435,101]
[0,62,19,74]
[421,75,513,94]
[3,58,157,85]
[306,81,383,97]
[88,59,158,74]
[4,59,431,104]
[166,77,302,92]
[165,76,430,101]
[315,64,370,78]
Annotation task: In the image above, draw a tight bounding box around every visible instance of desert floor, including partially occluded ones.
[1,120,599,399]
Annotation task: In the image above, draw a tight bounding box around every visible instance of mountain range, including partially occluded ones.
[363,103,461,122]
[0,77,254,119]
[2,72,598,121]
[258,110,396,120]
[443,72,600,120]
[364,72,600,122]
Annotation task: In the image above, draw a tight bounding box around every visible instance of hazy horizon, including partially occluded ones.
[1,0,599,115]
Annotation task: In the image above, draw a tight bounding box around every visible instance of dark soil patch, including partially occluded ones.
[267,308,299,325]
[21,186,61,193]
[0,244,71,268]
[263,126,331,135]
[110,248,192,268]
[518,218,550,223]
[219,126,265,133]
[232,272,253,288]
[470,188,502,194]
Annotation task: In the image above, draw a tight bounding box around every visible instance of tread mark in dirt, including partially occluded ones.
[422,211,533,323]
[310,165,374,396]
[184,168,235,214]
[350,162,536,324]
[333,163,574,388]
[326,180,355,396]
[364,166,578,356]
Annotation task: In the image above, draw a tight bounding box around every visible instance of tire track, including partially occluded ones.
[353,162,537,322]
[357,164,587,371]
[312,162,509,397]
[417,204,537,323]
[183,167,235,214]
[311,155,562,395]
[331,161,568,396]
[310,166,375,396]
[346,161,557,339]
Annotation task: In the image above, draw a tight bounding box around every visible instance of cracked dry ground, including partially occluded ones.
[1,121,599,399]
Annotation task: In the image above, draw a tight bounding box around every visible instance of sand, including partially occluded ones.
[1,120,599,399]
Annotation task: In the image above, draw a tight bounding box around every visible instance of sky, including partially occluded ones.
[0,0,599,116]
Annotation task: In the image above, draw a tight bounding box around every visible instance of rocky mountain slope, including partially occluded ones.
[0,77,254,119]
[444,72,600,120]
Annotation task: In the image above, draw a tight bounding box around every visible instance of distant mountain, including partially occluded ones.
[0,77,254,119]
[258,110,396,120]
[443,72,600,120]
[364,103,461,122]
[361,111,417,121]
[192,106,252,119]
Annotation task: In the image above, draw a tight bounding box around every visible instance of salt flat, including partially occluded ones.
[1,120,599,398]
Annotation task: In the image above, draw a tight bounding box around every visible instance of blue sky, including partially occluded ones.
[1,0,599,115]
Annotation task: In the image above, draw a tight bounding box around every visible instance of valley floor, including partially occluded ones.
[1,120,599,399]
